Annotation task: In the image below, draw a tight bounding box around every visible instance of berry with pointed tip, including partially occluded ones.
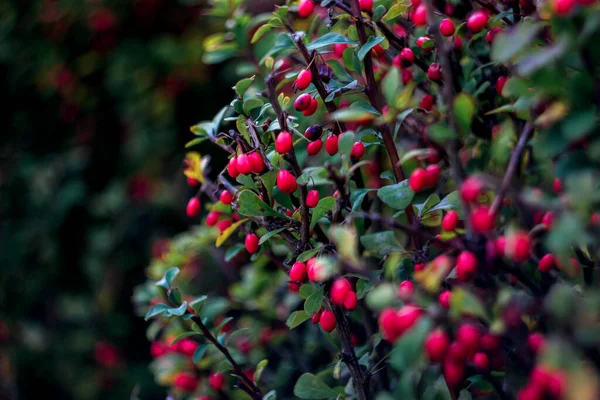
[427,63,442,82]
[275,131,293,154]
[218,219,232,233]
[473,352,489,371]
[439,291,451,309]
[553,0,575,15]
[440,18,455,36]
[298,0,315,18]
[456,251,478,281]
[528,332,545,354]
[320,310,336,332]
[420,95,434,111]
[351,142,365,161]
[325,135,339,156]
[304,125,323,141]
[187,177,199,187]
[206,211,221,227]
[209,372,225,391]
[425,329,450,362]
[359,0,373,12]
[277,170,298,194]
[306,190,319,208]
[307,139,323,156]
[294,93,312,111]
[248,152,265,173]
[467,10,488,32]
[424,164,441,188]
[344,291,358,310]
[245,234,259,254]
[398,280,414,300]
[331,278,351,305]
[186,197,201,217]
[311,310,322,324]
[296,69,312,90]
[486,27,502,43]
[237,153,252,175]
[496,76,508,96]
[228,157,240,178]
[409,168,427,192]
[442,210,459,232]
[302,97,319,116]
[417,36,433,51]
[470,207,495,234]
[411,4,427,26]
[220,190,234,205]
[290,262,307,282]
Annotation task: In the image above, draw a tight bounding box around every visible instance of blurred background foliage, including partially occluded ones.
[0,0,242,398]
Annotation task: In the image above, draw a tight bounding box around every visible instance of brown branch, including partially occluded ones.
[375,21,429,73]
[489,123,534,215]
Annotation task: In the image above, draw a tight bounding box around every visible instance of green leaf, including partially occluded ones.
[365,283,396,311]
[454,93,476,134]
[373,4,386,21]
[545,284,577,327]
[215,316,234,333]
[561,109,597,140]
[383,3,410,21]
[415,194,441,217]
[243,98,264,115]
[351,188,375,211]
[235,76,255,97]
[358,36,385,61]
[311,197,335,229]
[304,288,324,315]
[382,68,401,107]
[306,33,356,51]
[156,267,180,289]
[193,343,209,364]
[144,303,171,321]
[190,296,208,313]
[185,137,207,148]
[297,246,324,262]
[297,167,329,186]
[262,390,277,400]
[237,190,287,218]
[516,38,569,76]
[293,373,338,399]
[377,180,415,210]
[254,359,269,383]
[327,59,353,83]
[165,301,188,317]
[491,21,543,63]
[259,227,286,245]
[251,24,274,44]
[427,191,462,218]
[332,108,375,123]
[361,231,404,257]
[427,123,456,144]
[286,310,311,329]
[170,331,202,345]
[338,131,356,156]
[450,288,489,321]
[390,317,433,371]
[225,244,245,262]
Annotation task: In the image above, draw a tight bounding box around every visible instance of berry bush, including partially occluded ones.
[137,0,600,399]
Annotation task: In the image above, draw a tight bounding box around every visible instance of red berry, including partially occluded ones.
[541,212,554,229]
[486,27,502,43]
[443,359,465,388]
[424,164,441,188]
[399,48,415,67]
[290,262,307,282]
[420,94,434,111]
[553,0,575,15]
[187,177,199,187]
[302,97,318,116]
[371,44,385,58]
[276,170,298,194]
[470,207,495,234]
[440,18,455,36]
[547,371,567,398]
[538,254,555,273]
[306,190,319,208]
[427,63,442,82]
[245,233,260,254]
[409,168,427,192]
[220,190,234,205]
[527,332,545,354]
[553,177,562,193]
[344,291,358,310]
[248,152,265,173]
[228,157,240,178]
[351,142,365,161]
[174,372,199,392]
[288,282,300,292]
[379,308,401,342]
[401,68,413,85]
[461,176,484,203]
[467,10,488,33]
[331,278,351,305]
[307,257,322,282]
[411,4,427,26]
[359,0,373,12]
[275,131,293,154]
[298,0,315,18]
[473,352,489,371]
[333,43,348,57]
[320,310,336,332]
[425,329,450,362]
[325,135,339,156]
[150,341,168,358]
[177,338,198,356]
[218,219,232,233]
[496,76,508,96]
[304,125,323,141]
[416,36,433,51]
[186,197,201,217]
[439,291,451,309]
[453,35,463,50]
[296,69,312,90]
[456,250,478,281]
[457,323,481,354]
[447,341,469,363]
[307,139,323,156]
[311,310,322,324]
[442,210,459,232]
[398,280,414,300]
[480,333,502,351]
[591,212,600,225]
[237,153,252,175]
[518,384,543,400]
[506,231,531,263]
[411,0,421,4]
[294,93,312,111]
[395,305,422,335]
[414,262,425,271]
[209,372,225,391]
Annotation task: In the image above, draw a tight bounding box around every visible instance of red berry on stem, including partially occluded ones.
[541,211,554,229]
[344,291,358,310]
[174,372,199,392]
[424,164,441,188]
[359,0,373,12]
[399,48,415,67]
[395,305,422,335]
[298,0,315,18]
[420,95,434,111]
[440,19,455,36]
[401,68,413,85]
[218,219,232,233]
[206,211,221,227]
[398,280,414,300]
[442,210,459,231]
[275,131,293,154]
[331,278,351,305]
[379,308,401,342]
[220,190,234,205]
[506,231,531,263]
[461,176,484,203]
[553,177,562,193]
[411,4,428,26]
[209,372,225,391]
[311,310,322,324]
[306,190,319,208]
[302,97,319,116]
[457,323,481,354]
[351,142,365,161]
[320,310,336,332]
[325,135,339,156]
[443,360,465,388]
[427,63,442,82]
[248,152,265,173]
[439,291,451,309]
[237,153,252,175]
[417,36,433,51]
[186,197,201,217]
[486,27,502,43]
[473,352,489,371]
[177,338,198,356]
[456,250,478,281]
[425,329,450,362]
[496,76,508,96]
[228,157,240,178]
[467,10,488,33]
[296,69,312,90]
[245,233,259,254]
[470,207,495,234]
[290,262,307,282]
[553,0,575,15]
[307,139,323,156]
[538,254,555,273]
[409,168,427,192]
[288,282,300,292]
[294,93,312,111]
[480,333,502,351]
[448,341,469,363]
[304,125,323,141]
[333,43,348,57]
[277,170,298,194]
[187,177,199,187]
[528,332,545,354]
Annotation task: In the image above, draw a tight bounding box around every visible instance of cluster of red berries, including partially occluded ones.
[227,152,265,178]
[409,164,441,192]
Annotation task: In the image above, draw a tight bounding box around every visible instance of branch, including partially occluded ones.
[489,123,534,215]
